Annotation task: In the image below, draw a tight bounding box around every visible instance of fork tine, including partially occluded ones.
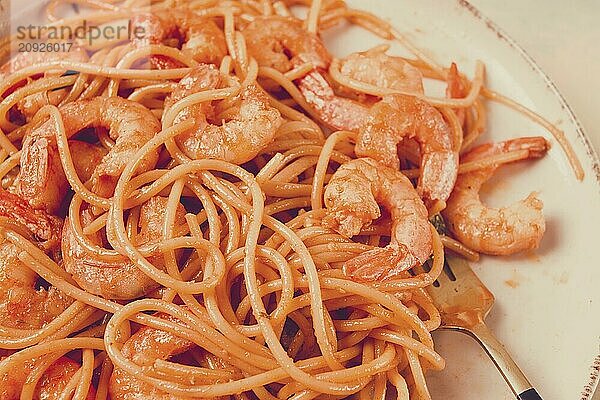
[433,263,452,287]
[445,255,480,279]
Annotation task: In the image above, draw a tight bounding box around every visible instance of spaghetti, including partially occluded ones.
[0,0,582,398]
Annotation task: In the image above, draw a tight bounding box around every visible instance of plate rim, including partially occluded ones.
[457,0,600,188]
[457,1,600,397]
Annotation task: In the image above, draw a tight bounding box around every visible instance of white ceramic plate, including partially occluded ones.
[8,0,600,398]
[324,1,600,399]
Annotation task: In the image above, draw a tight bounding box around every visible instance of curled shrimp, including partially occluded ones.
[17,97,161,213]
[62,196,186,300]
[0,356,95,400]
[109,312,195,399]
[338,46,425,95]
[322,158,432,281]
[132,11,227,69]
[164,64,283,164]
[356,94,459,205]
[243,16,369,131]
[243,16,331,73]
[442,137,549,255]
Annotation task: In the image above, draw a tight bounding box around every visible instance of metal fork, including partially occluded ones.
[425,255,543,400]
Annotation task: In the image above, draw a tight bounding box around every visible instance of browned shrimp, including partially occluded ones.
[0,356,96,400]
[132,11,227,69]
[109,312,196,399]
[339,46,425,95]
[443,137,549,255]
[62,196,186,300]
[243,16,370,131]
[356,94,459,205]
[17,97,161,213]
[164,64,283,164]
[322,158,432,281]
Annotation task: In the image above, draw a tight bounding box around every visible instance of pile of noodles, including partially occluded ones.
[0,0,583,399]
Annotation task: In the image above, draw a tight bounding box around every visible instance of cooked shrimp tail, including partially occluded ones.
[293,54,370,131]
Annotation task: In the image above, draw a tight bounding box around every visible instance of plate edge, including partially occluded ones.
[456,0,600,189]
[456,1,600,397]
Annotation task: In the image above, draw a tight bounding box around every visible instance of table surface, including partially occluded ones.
[470,0,600,156]
[470,2,600,398]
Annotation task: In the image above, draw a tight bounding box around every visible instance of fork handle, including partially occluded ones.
[469,323,543,399]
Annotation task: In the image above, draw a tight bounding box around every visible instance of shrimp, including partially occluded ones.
[322,158,432,281]
[132,11,227,69]
[243,16,369,131]
[355,93,459,206]
[109,312,196,399]
[16,97,161,213]
[0,194,94,398]
[338,46,425,95]
[16,90,68,122]
[0,356,95,400]
[243,16,331,72]
[62,196,186,300]
[0,189,62,253]
[164,64,283,164]
[442,137,549,255]
[68,140,108,183]
[0,237,70,330]
[0,45,88,120]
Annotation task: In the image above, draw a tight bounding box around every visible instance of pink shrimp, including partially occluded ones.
[443,137,549,255]
[62,196,186,300]
[338,46,425,95]
[16,97,161,213]
[109,312,196,399]
[243,16,370,131]
[164,64,283,164]
[322,158,432,281]
[355,94,459,206]
[0,194,94,398]
[132,11,227,69]
[0,189,62,253]
[0,356,96,400]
